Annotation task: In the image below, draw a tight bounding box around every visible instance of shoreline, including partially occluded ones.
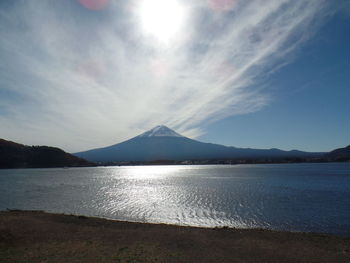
[1,210,349,262]
[3,209,348,237]
[0,160,349,170]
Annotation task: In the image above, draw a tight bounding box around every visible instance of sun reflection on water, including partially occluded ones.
[116,165,184,179]
[93,165,250,228]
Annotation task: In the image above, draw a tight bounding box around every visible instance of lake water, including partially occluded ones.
[1,163,350,236]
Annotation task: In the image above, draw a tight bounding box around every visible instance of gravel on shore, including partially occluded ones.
[0,210,349,263]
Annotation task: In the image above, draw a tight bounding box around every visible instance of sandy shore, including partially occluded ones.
[0,210,349,263]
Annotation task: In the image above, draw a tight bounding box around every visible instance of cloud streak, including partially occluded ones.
[0,0,329,152]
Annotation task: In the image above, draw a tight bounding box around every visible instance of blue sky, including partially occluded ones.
[200,11,350,152]
[0,0,349,152]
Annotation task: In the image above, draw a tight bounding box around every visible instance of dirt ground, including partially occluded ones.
[0,210,349,263]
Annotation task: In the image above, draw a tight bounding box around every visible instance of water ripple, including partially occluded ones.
[1,164,350,235]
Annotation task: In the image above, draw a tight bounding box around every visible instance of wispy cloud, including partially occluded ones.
[0,0,329,152]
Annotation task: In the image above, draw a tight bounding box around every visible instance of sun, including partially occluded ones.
[137,0,187,44]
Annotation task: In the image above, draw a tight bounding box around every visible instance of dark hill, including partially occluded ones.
[325,145,350,161]
[0,139,93,168]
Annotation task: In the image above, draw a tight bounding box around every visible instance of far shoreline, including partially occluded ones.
[1,159,349,169]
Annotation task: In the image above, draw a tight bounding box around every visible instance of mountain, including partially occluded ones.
[137,125,183,138]
[325,145,350,161]
[0,139,93,169]
[74,125,322,162]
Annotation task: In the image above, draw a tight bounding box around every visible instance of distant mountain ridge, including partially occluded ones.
[74,125,324,162]
[0,139,93,168]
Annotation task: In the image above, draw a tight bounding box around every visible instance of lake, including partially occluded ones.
[1,163,350,236]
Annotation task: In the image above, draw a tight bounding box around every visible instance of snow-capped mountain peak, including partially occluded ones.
[137,125,184,138]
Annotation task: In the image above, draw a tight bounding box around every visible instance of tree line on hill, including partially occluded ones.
[0,139,93,169]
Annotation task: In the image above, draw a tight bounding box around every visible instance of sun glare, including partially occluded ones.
[137,0,187,44]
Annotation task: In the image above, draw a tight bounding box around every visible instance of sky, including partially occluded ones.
[0,0,349,153]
